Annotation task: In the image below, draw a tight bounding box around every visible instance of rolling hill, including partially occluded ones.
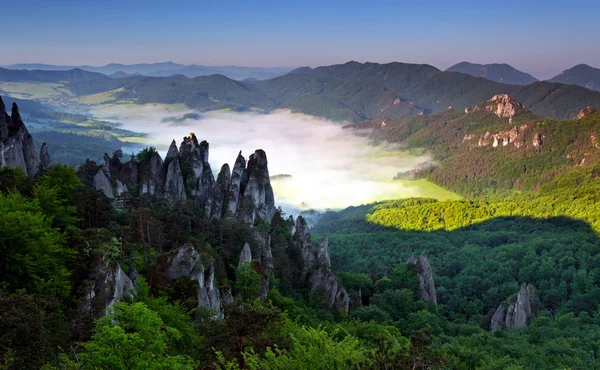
[0,67,108,83]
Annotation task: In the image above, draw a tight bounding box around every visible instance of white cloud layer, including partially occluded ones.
[92,105,453,213]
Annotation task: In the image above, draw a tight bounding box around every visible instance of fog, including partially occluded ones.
[91,105,452,213]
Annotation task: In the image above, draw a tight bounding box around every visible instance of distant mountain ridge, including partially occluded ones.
[0,67,108,83]
[446,62,538,85]
[548,64,600,92]
[4,62,293,81]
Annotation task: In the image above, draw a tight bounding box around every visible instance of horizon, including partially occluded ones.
[3,0,600,80]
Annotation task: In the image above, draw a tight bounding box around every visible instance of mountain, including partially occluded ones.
[548,64,600,92]
[292,61,600,120]
[446,62,538,85]
[0,67,108,83]
[368,95,600,196]
[5,62,292,81]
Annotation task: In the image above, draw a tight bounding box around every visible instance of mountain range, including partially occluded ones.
[3,62,293,81]
[3,61,600,123]
[63,61,600,121]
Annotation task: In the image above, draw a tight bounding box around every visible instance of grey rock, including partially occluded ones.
[227,151,246,216]
[165,158,187,200]
[488,284,538,331]
[165,140,179,161]
[206,163,230,218]
[293,216,315,273]
[139,151,164,195]
[490,303,506,331]
[317,235,331,268]
[96,260,135,310]
[237,150,275,225]
[505,284,535,329]
[39,143,52,170]
[0,101,40,176]
[238,242,253,269]
[407,254,437,304]
[93,169,114,199]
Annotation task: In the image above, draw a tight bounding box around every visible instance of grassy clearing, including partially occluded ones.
[396,179,462,200]
[77,88,125,104]
[0,82,70,99]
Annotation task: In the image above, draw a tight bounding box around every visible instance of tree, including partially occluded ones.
[81,302,195,370]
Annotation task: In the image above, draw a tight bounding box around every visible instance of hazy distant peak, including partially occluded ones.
[447,61,538,85]
[548,64,600,92]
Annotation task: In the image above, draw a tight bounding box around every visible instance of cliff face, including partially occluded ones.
[0,97,45,176]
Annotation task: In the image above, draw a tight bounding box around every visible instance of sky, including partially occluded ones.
[2,0,599,79]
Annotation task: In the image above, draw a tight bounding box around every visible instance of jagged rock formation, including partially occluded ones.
[0,97,42,176]
[157,245,226,319]
[91,135,275,228]
[462,123,546,150]
[490,284,538,331]
[237,150,275,225]
[78,259,135,317]
[466,94,525,124]
[407,254,437,304]
[308,235,349,313]
[289,219,349,313]
[573,106,598,119]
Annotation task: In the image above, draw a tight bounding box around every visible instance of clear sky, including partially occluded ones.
[2,0,599,79]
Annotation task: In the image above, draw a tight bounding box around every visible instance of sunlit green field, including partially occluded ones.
[76,88,125,104]
[0,82,71,99]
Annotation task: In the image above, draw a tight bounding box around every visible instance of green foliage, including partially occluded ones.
[236,261,262,299]
[0,192,72,299]
[79,302,195,369]
[216,320,371,370]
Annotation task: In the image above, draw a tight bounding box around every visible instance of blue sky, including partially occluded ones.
[2,0,599,79]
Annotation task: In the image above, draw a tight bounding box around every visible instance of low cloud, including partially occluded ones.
[92,105,446,213]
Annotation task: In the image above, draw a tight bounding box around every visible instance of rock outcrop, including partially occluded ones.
[238,242,252,269]
[237,150,275,225]
[308,235,349,313]
[79,259,135,316]
[93,169,114,199]
[467,94,525,124]
[39,143,52,170]
[158,245,227,319]
[490,284,538,331]
[407,254,437,304]
[573,106,598,119]
[0,97,41,176]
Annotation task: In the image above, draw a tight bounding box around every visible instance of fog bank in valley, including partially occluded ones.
[92,105,456,213]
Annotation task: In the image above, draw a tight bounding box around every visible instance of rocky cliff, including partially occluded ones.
[490,284,538,331]
[465,94,525,124]
[574,106,599,119]
[0,96,50,176]
[407,254,437,304]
